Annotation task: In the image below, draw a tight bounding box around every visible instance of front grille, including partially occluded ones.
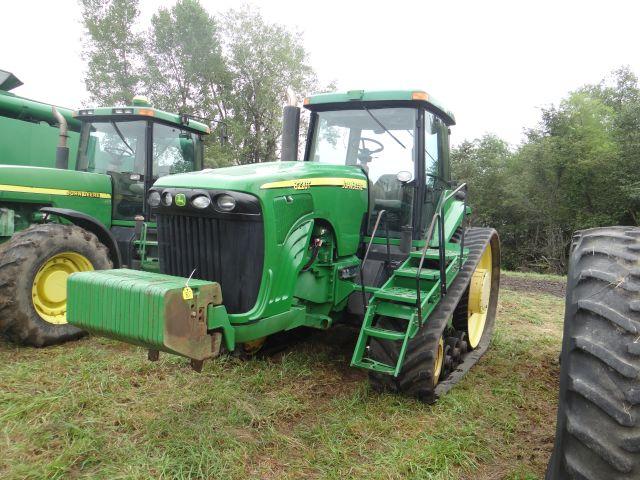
[157,213,264,314]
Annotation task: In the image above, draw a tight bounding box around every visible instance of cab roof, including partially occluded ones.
[74,105,211,134]
[304,89,455,126]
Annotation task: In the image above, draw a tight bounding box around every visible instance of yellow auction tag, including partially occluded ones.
[182,286,194,300]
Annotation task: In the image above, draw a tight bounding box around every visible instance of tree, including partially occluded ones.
[453,68,640,273]
[145,0,229,120]
[80,0,144,105]
[222,7,317,164]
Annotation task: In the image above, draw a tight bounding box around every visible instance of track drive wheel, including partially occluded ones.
[453,240,496,349]
[0,223,112,346]
[546,227,640,479]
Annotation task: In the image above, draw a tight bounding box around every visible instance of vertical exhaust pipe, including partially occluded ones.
[52,106,69,169]
[281,88,300,162]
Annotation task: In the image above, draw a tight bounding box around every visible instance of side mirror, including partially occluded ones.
[396,170,413,183]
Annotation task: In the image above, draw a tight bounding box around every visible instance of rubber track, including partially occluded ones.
[547,227,640,479]
[369,227,500,403]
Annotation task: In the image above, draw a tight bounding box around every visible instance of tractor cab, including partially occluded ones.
[302,90,456,244]
[74,96,210,222]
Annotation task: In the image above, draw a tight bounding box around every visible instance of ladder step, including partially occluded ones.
[353,358,396,374]
[395,267,439,280]
[374,301,415,320]
[375,287,419,304]
[363,326,405,341]
[409,248,457,260]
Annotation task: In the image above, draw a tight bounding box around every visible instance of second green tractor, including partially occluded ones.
[0,69,215,346]
[67,89,500,402]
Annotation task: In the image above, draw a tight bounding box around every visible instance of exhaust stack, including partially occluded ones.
[281,88,300,162]
[51,106,69,169]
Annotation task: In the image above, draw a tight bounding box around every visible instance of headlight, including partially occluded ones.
[216,194,236,211]
[162,191,173,206]
[147,191,161,207]
[192,195,211,209]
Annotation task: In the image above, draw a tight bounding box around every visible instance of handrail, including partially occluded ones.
[359,210,388,314]
[415,183,468,323]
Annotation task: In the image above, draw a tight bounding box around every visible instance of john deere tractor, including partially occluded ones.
[0,69,212,346]
[67,89,500,402]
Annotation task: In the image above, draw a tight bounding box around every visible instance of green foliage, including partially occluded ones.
[79,0,144,105]
[221,8,316,164]
[145,0,229,118]
[453,67,640,273]
[80,0,317,167]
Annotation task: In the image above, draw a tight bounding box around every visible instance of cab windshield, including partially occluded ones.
[77,119,202,220]
[308,107,417,236]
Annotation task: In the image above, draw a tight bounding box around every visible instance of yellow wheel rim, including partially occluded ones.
[32,252,93,325]
[467,244,493,348]
[242,337,267,355]
[433,336,444,386]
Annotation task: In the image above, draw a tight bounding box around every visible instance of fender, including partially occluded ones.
[39,207,122,268]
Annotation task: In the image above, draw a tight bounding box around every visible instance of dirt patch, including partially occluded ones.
[502,274,566,298]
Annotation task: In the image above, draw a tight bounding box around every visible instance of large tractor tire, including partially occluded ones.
[368,228,500,402]
[547,227,640,479]
[0,223,112,347]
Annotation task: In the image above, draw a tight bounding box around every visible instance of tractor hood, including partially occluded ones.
[153,161,368,195]
[0,165,113,227]
[0,165,112,196]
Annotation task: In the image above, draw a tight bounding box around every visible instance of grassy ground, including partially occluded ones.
[0,272,565,479]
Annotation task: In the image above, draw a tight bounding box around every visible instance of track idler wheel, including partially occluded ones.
[456,331,469,355]
[442,344,454,378]
[446,337,462,366]
[440,331,472,381]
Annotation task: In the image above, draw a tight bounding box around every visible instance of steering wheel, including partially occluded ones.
[359,137,384,155]
[357,137,384,166]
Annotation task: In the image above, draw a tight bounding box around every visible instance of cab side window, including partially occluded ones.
[425,112,446,187]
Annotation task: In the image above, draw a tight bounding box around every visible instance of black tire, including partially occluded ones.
[368,228,500,402]
[547,227,640,479]
[0,223,112,347]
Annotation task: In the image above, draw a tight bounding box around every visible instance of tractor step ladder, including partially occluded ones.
[351,259,440,376]
[351,209,453,377]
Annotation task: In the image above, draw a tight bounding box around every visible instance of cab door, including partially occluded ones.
[420,110,450,238]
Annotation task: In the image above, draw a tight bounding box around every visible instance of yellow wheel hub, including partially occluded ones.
[242,337,267,355]
[467,244,493,349]
[32,252,93,325]
[433,336,444,386]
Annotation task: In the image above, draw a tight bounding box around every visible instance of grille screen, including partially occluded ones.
[157,214,264,314]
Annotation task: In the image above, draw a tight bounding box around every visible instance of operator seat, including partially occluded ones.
[371,174,403,231]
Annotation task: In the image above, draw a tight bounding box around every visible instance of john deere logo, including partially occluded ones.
[175,193,187,207]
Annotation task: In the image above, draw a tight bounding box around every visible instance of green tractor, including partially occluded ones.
[0,69,212,346]
[67,89,500,401]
